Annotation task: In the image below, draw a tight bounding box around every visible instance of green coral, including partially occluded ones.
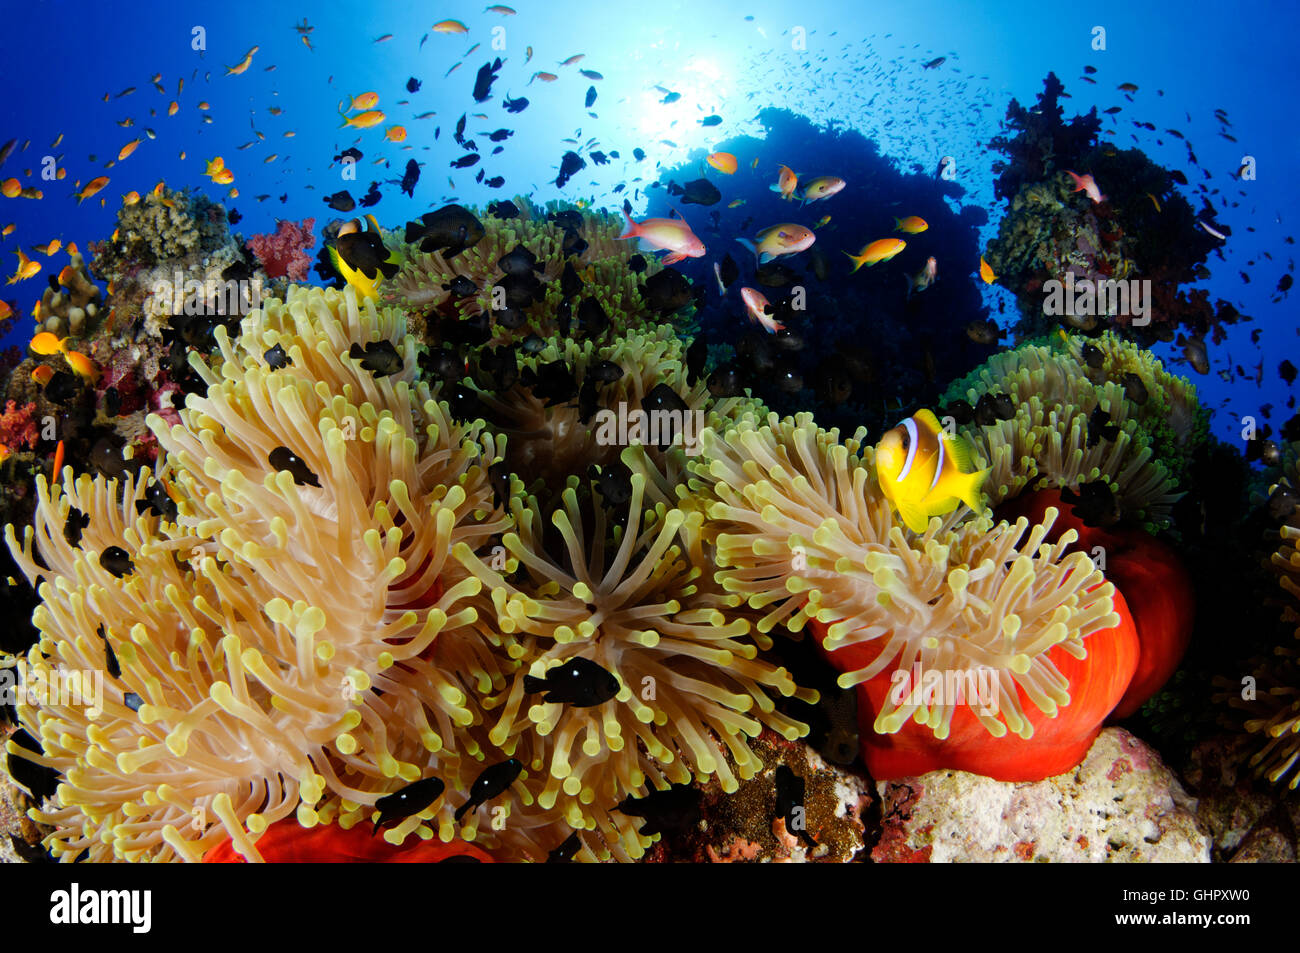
[93,186,229,278]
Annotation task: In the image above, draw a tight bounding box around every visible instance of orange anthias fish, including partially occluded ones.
[30,331,64,355]
[62,348,99,382]
[341,109,385,129]
[118,139,142,161]
[559,54,585,66]
[432,19,469,34]
[844,238,906,272]
[1065,170,1105,204]
[530,72,558,84]
[76,176,110,204]
[1,178,19,198]
[347,91,379,111]
[168,101,180,116]
[226,45,259,75]
[31,365,54,387]
[122,190,140,206]
[52,439,65,479]
[741,287,784,334]
[738,223,815,265]
[7,249,39,283]
[771,165,798,200]
[799,175,846,204]
[893,215,928,234]
[204,156,234,184]
[384,126,407,142]
[617,209,706,265]
[979,255,997,284]
[705,151,738,174]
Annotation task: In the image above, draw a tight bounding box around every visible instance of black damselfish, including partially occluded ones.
[524,656,620,708]
[454,759,523,822]
[373,776,445,834]
[268,446,320,487]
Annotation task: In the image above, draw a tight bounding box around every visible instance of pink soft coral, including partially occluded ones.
[246,218,316,282]
[0,400,39,454]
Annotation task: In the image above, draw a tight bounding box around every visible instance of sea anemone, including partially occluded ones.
[690,411,1136,781]
[451,457,816,858]
[944,338,1185,526]
[3,285,514,861]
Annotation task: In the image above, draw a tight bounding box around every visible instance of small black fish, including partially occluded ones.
[64,506,90,547]
[546,831,582,863]
[336,231,399,280]
[498,244,540,276]
[616,784,700,837]
[123,692,143,712]
[577,296,609,337]
[324,190,356,212]
[494,306,525,330]
[561,227,587,256]
[451,153,480,169]
[1280,360,1298,385]
[973,391,1015,426]
[43,370,79,404]
[484,176,505,188]
[454,113,467,145]
[487,199,519,219]
[264,343,289,369]
[419,347,464,383]
[1268,485,1300,521]
[642,267,694,313]
[472,58,504,102]
[556,151,586,189]
[521,334,545,355]
[1121,373,1148,405]
[102,385,121,418]
[373,776,445,833]
[443,312,492,348]
[406,76,422,93]
[269,446,321,487]
[100,624,121,679]
[686,334,706,385]
[559,260,584,298]
[334,147,362,164]
[6,729,61,802]
[627,254,647,275]
[99,546,134,578]
[455,758,523,822]
[923,56,945,69]
[1060,480,1120,528]
[502,94,529,113]
[589,150,608,166]
[349,340,404,377]
[1278,274,1293,295]
[488,461,512,508]
[135,480,178,521]
[698,114,721,126]
[496,272,544,309]
[476,345,519,392]
[406,204,485,258]
[359,181,382,208]
[667,177,720,206]
[660,91,681,104]
[399,158,420,197]
[443,275,478,297]
[584,86,597,108]
[521,360,577,407]
[632,147,645,162]
[1087,406,1120,447]
[590,461,632,506]
[1081,343,1104,369]
[227,207,242,225]
[945,398,975,426]
[642,383,688,450]
[774,765,816,847]
[524,656,620,707]
[487,128,513,142]
[588,359,623,383]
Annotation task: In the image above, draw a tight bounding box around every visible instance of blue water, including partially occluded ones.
[1,0,1295,445]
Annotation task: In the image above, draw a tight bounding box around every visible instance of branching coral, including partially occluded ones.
[943,338,1188,526]
[3,285,517,861]
[688,411,1133,781]
[451,460,815,858]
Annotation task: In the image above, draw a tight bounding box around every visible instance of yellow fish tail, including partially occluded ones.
[843,251,865,274]
[954,467,990,515]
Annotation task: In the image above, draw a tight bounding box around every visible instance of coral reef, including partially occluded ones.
[37,252,103,337]
[0,401,38,457]
[246,218,316,282]
[93,186,229,273]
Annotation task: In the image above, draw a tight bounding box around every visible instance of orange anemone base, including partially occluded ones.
[996,489,1195,719]
[203,818,496,863]
[812,582,1139,781]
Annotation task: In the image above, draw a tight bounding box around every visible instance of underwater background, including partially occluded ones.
[0,0,1298,866]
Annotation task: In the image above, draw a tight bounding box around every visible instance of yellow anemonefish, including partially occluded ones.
[327,246,379,299]
[979,255,997,284]
[875,410,989,533]
[844,238,905,272]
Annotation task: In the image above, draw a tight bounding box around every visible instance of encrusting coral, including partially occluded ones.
[38,252,103,337]
[687,411,1135,781]
[3,285,518,861]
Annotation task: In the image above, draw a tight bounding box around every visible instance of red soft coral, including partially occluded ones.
[246,217,316,282]
[0,400,39,454]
